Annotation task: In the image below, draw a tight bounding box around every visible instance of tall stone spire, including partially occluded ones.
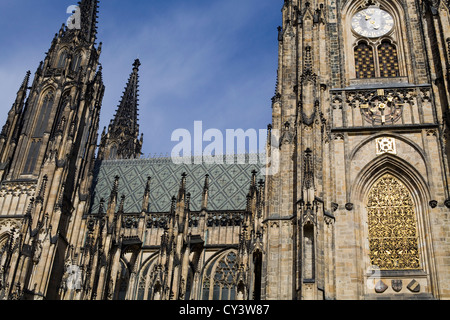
[98,59,143,160]
[1,70,30,135]
[0,0,105,301]
[263,0,328,301]
[76,0,100,44]
[0,71,31,180]
[112,59,141,139]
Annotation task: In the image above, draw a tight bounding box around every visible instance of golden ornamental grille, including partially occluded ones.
[367,175,420,270]
[378,42,400,78]
[355,42,376,79]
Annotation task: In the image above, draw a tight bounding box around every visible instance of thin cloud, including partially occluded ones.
[0,0,280,156]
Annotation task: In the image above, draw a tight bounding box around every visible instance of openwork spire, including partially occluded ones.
[78,0,100,43]
[99,59,143,160]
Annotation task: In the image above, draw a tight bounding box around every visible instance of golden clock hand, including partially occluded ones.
[369,19,380,29]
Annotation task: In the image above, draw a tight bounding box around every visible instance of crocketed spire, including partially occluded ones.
[78,0,100,44]
[98,59,143,160]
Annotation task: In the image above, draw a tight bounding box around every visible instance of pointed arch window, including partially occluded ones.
[22,91,54,175]
[354,40,401,79]
[33,92,54,138]
[55,94,70,134]
[202,251,238,300]
[137,277,146,301]
[378,40,400,78]
[70,53,82,72]
[367,175,420,270]
[109,145,118,160]
[134,257,159,300]
[22,140,41,175]
[355,41,376,79]
[0,235,10,268]
[117,262,130,300]
[57,50,68,69]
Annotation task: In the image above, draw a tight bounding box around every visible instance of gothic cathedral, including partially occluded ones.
[0,0,449,301]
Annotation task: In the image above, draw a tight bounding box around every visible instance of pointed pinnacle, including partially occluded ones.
[133,58,141,70]
[19,71,31,93]
[203,174,210,191]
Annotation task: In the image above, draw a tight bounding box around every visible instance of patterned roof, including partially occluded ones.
[90,155,265,214]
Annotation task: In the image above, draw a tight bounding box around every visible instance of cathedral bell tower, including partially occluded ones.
[263,0,328,300]
[0,0,104,300]
[263,0,450,300]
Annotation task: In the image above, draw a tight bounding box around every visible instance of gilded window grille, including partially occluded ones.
[367,175,420,270]
[355,41,376,79]
[378,41,400,78]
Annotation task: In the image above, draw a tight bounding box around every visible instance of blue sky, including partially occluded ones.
[0,0,281,157]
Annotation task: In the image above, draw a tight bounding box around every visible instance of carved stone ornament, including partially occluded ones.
[331,202,339,212]
[444,199,450,209]
[376,137,397,155]
[332,87,425,127]
[359,89,403,125]
[33,240,43,265]
[280,122,295,146]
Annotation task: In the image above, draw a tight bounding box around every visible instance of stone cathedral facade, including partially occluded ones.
[0,0,449,301]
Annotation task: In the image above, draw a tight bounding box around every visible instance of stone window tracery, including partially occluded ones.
[57,50,68,69]
[0,235,9,268]
[117,262,130,300]
[70,53,83,72]
[34,92,54,138]
[202,251,238,300]
[23,141,41,175]
[22,91,54,175]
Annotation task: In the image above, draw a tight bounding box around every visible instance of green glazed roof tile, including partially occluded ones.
[90,155,265,214]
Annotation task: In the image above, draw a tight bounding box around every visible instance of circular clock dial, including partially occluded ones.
[352,7,394,38]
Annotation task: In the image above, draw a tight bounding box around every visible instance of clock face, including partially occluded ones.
[352,7,394,38]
